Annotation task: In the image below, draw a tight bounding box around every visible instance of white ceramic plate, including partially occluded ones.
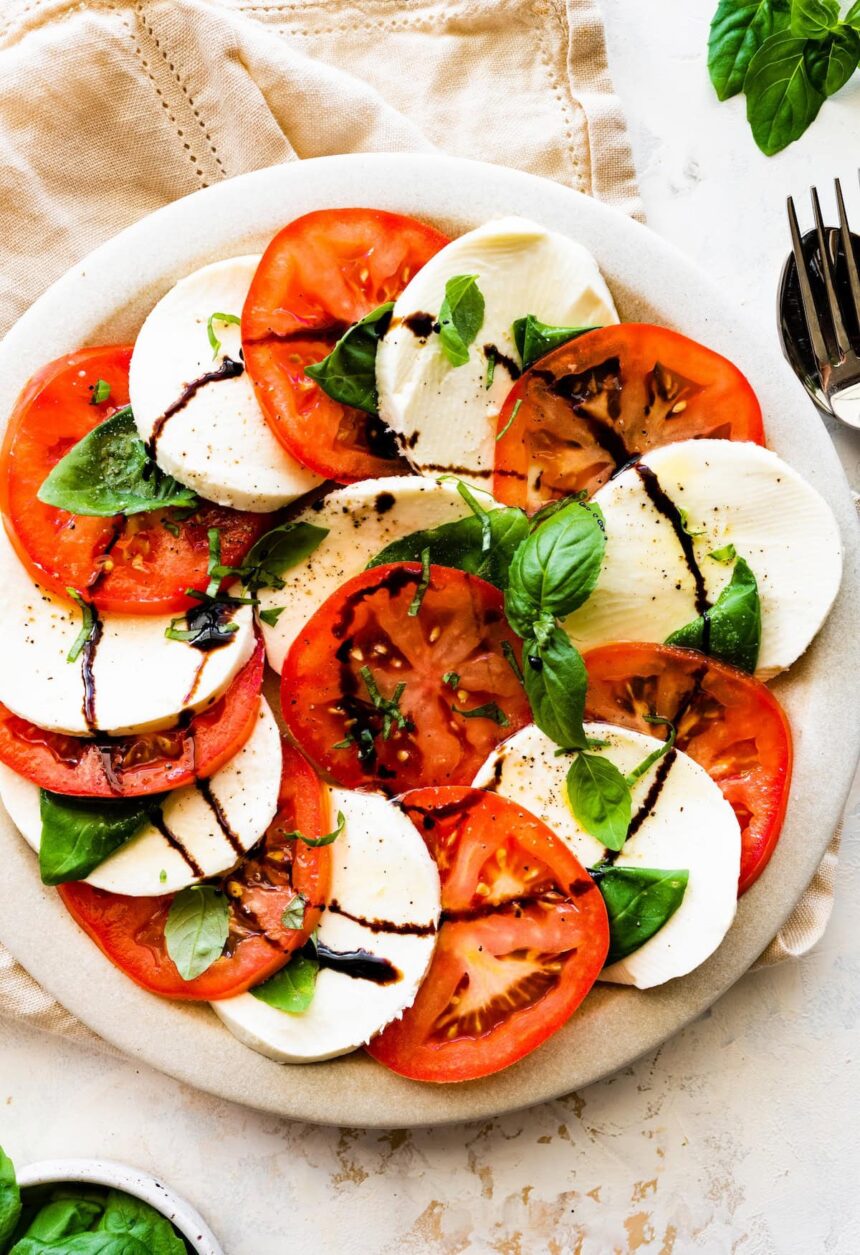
[0,154,857,1128]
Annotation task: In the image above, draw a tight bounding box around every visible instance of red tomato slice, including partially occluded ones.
[494,324,765,512]
[0,638,265,798]
[0,345,271,614]
[366,786,609,1083]
[242,209,449,483]
[281,563,531,793]
[583,642,792,894]
[58,740,331,1000]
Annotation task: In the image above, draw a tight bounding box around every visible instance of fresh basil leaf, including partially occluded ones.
[708,0,791,99]
[790,0,840,39]
[90,379,111,406]
[66,588,96,665]
[496,398,522,443]
[708,543,737,564]
[0,1146,21,1247]
[252,949,319,1014]
[38,408,199,518]
[451,701,510,727]
[206,311,240,360]
[504,497,606,635]
[437,275,485,368]
[97,1190,186,1255]
[259,606,286,627]
[19,1198,102,1242]
[39,791,155,886]
[228,521,328,595]
[282,891,308,931]
[590,866,689,964]
[304,302,393,414]
[367,505,529,590]
[11,1233,150,1254]
[360,666,412,740]
[408,548,431,617]
[626,717,676,785]
[522,626,589,751]
[512,315,595,369]
[666,556,761,673]
[566,752,631,850]
[847,0,860,29]
[745,32,824,154]
[442,671,460,688]
[804,23,860,94]
[164,886,229,981]
[280,810,346,848]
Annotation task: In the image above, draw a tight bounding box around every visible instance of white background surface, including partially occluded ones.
[1,1,859,1251]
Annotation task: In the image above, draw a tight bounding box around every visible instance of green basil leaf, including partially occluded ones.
[19,1198,102,1242]
[408,548,432,617]
[231,521,329,595]
[522,626,589,751]
[280,810,346,848]
[804,23,860,94]
[39,791,155,886]
[745,32,824,155]
[367,505,529,590]
[847,0,860,29]
[790,0,840,39]
[304,302,393,414]
[251,948,319,1015]
[451,701,510,727]
[90,379,111,406]
[65,588,96,665]
[11,1234,150,1254]
[0,1146,21,1247]
[708,0,791,100]
[164,886,229,981]
[566,753,631,851]
[708,543,737,564]
[437,275,485,368]
[259,606,286,627]
[666,556,761,673]
[512,316,595,369]
[590,866,689,965]
[38,409,199,518]
[97,1190,186,1255]
[206,311,240,360]
[504,497,605,635]
[282,891,308,931]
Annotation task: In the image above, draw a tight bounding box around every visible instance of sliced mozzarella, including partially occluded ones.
[129,256,321,512]
[563,439,842,680]
[473,722,741,988]
[256,474,491,672]
[376,216,618,487]
[0,701,281,895]
[213,786,441,1062]
[0,523,255,737]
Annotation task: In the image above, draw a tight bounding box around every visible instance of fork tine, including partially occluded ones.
[787,195,831,375]
[811,184,851,357]
[835,177,860,333]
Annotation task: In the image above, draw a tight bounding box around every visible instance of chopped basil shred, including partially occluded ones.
[442,671,460,688]
[282,891,308,931]
[708,543,737,564]
[281,810,346,848]
[485,346,496,389]
[65,587,96,664]
[407,548,432,617]
[207,310,241,359]
[89,377,111,405]
[259,605,286,627]
[496,397,522,442]
[501,639,524,684]
[452,700,510,727]
[360,666,412,739]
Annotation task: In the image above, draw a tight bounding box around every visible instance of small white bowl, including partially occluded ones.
[15,1158,223,1254]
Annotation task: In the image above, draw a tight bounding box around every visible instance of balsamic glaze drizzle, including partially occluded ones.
[148,356,244,459]
[150,809,204,877]
[196,778,245,857]
[634,463,710,616]
[80,605,104,734]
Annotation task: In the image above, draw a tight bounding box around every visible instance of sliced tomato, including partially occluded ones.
[0,345,271,614]
[242,208,449,483]
[0,638,265,798]
[494,324,765,512]
[58,740,331,1000]
[281,563,531,794]
[583,642,792,894]
[367,786,608,1083]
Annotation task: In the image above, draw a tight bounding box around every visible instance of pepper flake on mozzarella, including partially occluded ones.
[213,786,441,1062]
[473,723,741,989]
[376,216,619,487]
[0,701,282,896]
[130,256,322,512]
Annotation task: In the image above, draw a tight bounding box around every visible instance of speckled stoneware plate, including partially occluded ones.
[0,154,857,1129]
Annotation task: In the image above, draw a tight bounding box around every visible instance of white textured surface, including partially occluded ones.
[1,1,859,1250]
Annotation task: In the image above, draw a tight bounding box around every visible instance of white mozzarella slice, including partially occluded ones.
[256,474,490,672]
[473,722,741,988]
[376,216,618,487]
[213,786,441,1062]
[563,439,843,680]
[0,701,281,895]
[129,256,321,512]
[0,523,255,737]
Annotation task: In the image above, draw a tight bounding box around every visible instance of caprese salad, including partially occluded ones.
[0,208,842,1084]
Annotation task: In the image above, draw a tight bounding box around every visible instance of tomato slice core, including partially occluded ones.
[0,638,265,797]
[242,208,449,483]
[583,642,792,894]
[58,740,331,1000]
[0,345,271,613]
[493,323,765,511]
[366,786,609,1082]
[281,562,531,793]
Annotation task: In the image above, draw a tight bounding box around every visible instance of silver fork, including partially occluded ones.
[786,177,860,429]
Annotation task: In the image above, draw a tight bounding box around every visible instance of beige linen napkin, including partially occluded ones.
[0,0,841,1050]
